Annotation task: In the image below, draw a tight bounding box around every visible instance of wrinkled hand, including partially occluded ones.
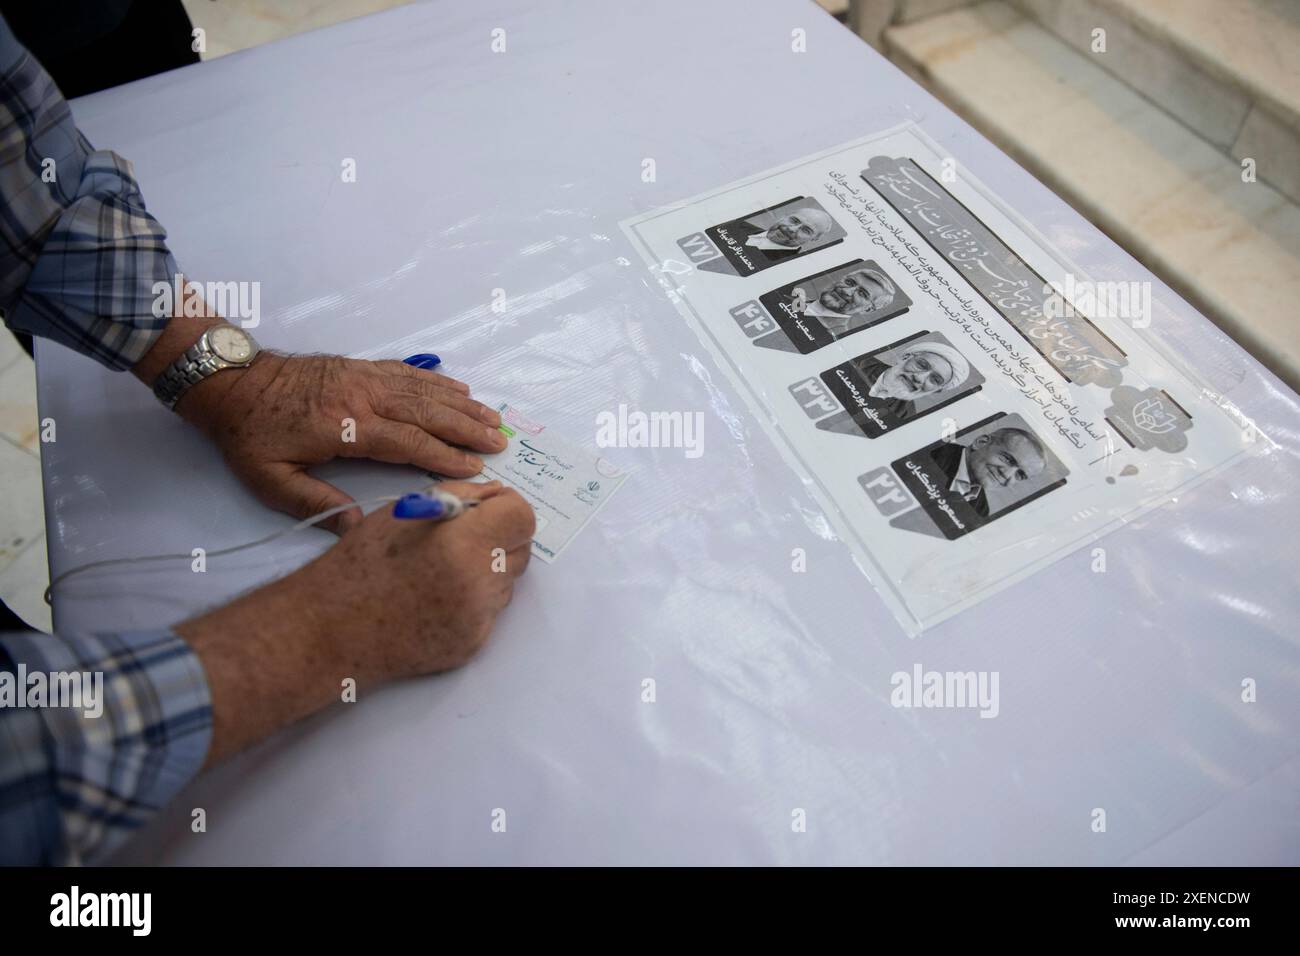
[297,479,535,680]
[178,480,536,764]
[178,352,508,532]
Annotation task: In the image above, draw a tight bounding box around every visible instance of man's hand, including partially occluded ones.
[176,480,536,766]
[176,351,508,532]
[302,480,534,680]
[130,287,506,532]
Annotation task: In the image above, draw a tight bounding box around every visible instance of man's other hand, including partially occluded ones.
[179,352,509,532]
[176,480,536,765]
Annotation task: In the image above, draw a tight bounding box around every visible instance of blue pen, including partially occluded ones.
[392,488,477,521]
[403,353,442,371]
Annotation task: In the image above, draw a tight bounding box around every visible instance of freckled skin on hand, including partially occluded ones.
[132,290,525,767]
[175,351,506,533]
[177,479,535,767]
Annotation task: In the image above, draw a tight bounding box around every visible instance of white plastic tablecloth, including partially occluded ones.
[37,0,1300,864]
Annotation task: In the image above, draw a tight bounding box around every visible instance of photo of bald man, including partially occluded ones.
[890,412,1069,539]
[735,206,832,259]
[929,427,1047,518]
[702,196,847,276]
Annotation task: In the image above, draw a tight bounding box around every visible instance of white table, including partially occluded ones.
[40,0,1300,864]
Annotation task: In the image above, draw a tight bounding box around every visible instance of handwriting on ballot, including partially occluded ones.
[434,405,628,563]
[509,439,575,487]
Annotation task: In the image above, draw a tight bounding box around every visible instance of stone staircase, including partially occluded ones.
[851,0,1300,389]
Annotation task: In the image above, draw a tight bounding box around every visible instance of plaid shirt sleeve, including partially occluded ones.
[0,12,178,370]
[0,630,212,865]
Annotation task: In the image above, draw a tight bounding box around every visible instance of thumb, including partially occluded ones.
[251,463,360,534]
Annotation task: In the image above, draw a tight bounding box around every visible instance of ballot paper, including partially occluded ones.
[432,404,627,562]
[621,122,1263,635]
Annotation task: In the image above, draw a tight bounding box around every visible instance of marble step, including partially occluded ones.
[883,0,1300,389]
[1010,0,1300,203]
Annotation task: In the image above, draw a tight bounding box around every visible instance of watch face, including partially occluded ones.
[209,326,255,363]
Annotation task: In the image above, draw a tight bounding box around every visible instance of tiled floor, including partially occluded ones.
[884,0,1300,390]
[0,334,50,632]
[181,0,415,59]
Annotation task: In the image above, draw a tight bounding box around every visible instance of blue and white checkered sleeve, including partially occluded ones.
[0,630,212,865]
[0,13,178,370]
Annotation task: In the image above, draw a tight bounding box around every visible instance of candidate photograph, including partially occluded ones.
[824,331,982,435]
[704,196,847,275]
[760,259,911,353]
[888,412,1069,541]
[789,262,902,336]
[924,417,1065,520]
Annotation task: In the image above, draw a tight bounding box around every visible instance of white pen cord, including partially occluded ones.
[43,494,404,604]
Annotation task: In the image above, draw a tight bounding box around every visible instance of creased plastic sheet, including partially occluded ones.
[619,122,1267,637]
[33,0,1300,864]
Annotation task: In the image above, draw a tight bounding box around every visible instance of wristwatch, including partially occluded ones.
[152,324,261,409]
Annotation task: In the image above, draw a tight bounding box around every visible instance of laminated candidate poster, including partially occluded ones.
[621,123,1260,635]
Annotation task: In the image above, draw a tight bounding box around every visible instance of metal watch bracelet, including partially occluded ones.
[152,327,259,409]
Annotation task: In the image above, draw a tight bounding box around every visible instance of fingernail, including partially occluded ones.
[466,455,483,472]
[487,428,507,449]
[479,406,501,425]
